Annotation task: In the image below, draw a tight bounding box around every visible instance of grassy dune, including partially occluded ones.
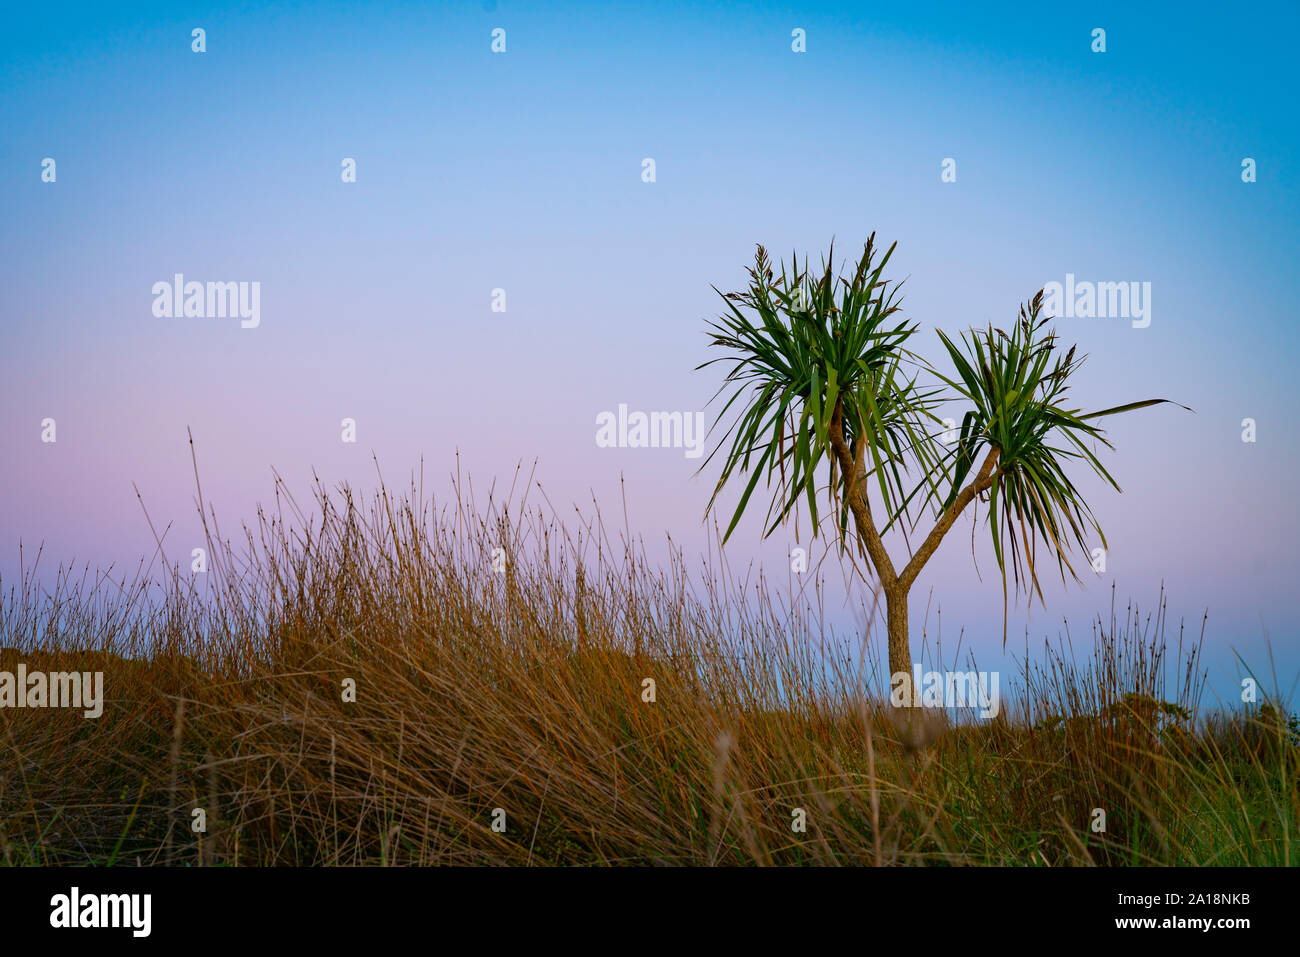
[0,467,1295,866]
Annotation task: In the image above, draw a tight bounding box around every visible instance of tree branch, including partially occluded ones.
[898,445,1001,590]
[828,400,898,586]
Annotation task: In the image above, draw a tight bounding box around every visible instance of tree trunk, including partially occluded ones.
[827,398,1000,708]
[885,585,911,703]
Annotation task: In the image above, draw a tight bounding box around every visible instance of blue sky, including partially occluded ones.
[1,1,1297,706]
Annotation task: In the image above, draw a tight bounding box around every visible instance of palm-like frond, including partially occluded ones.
[923,291,1191,640]
[697,236,942,549]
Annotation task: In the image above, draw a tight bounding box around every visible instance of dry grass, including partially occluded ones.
[0,458,1295,866]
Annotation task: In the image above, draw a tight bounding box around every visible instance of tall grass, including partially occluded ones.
[0,459,1294,866]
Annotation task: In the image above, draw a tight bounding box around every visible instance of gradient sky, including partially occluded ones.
[2,1,1297,707]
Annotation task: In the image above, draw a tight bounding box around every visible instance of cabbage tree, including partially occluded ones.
[698,236,1185,701]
